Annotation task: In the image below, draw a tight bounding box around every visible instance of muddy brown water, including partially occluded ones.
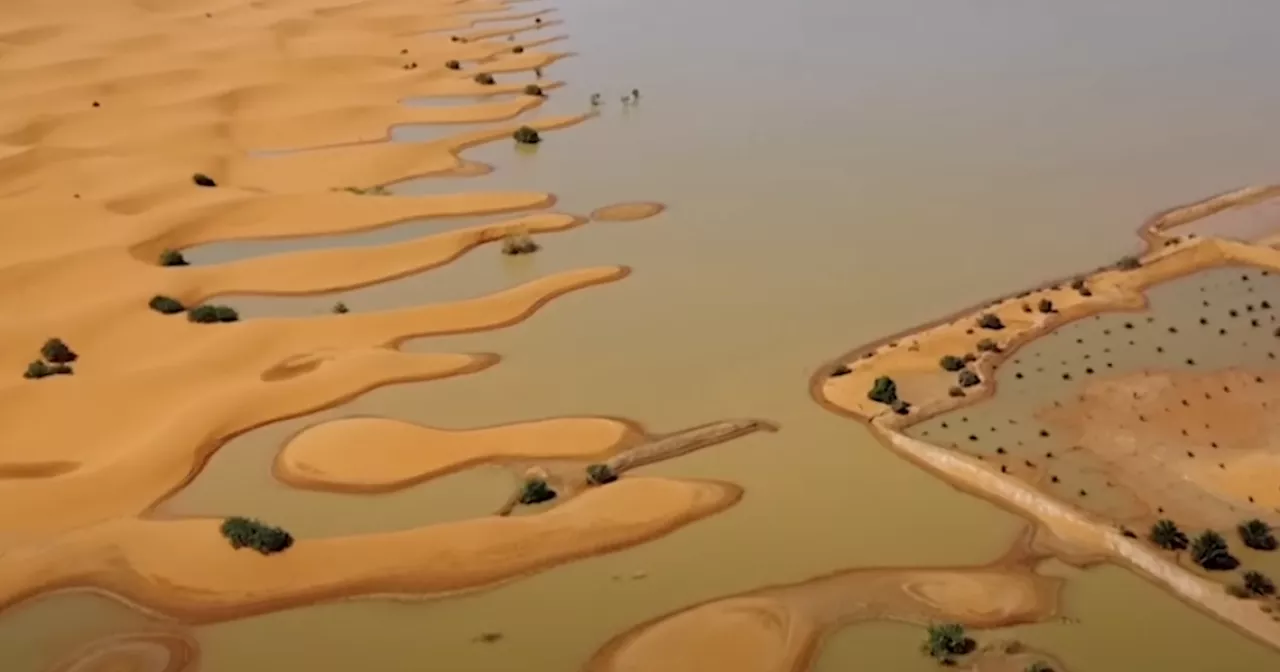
[12,0,1280,670]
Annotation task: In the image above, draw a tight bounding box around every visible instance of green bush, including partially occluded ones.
[148,295,185,314]
[586,464,617,485]
[519,478,557,505]
[1244,570,1276,596]
[939,355,965,372]
[41,338,77,364]
[444,59,461,70]
[957,369,980,388]
[220,516,294,554]
[24,360,72,379]
[513,125,541,144]
[867,376,898,405]
[188,304,240,323]
[473,72,495,85]
[921,623,974,664]
[1191,530,1238,570]
[522,84,544,96]
[192,173,217,187]
[1149,519,1188,550]
[1238,519,1277,551]
[976,313,1004,330]
[159,249,189,267]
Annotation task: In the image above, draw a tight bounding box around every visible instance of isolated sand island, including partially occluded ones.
[817,185,1280,653]
[0,0,772,667]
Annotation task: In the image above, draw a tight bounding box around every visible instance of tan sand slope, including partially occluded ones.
[276,416,642,492]
[0,478,741,623]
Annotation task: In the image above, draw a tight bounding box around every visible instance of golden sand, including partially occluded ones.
[0,0,753,647]
[589,202,667,222]
[814,187,1280,651]
[276,416,641,492]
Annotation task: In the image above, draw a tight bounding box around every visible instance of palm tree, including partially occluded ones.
[1243,570,1276,596]
[1238,519,1278,551]
[921,623,973,664]
[1190,530,1238,570]
[1149,519,1188,550]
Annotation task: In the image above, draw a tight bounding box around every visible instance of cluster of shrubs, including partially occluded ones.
[220,516,293,554]
[1150,519,1279,595]
[24,338,77,379]
[519,478,557,505]
[188,304,240,323]
[513,126,541,144]
[921,623,975,665]
[867,376,909,415]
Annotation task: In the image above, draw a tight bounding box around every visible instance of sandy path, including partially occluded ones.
[0,478,741,623]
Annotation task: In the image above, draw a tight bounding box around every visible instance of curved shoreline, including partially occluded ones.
[809,185,1280,652]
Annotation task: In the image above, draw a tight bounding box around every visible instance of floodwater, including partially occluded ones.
[11,0,1280,670]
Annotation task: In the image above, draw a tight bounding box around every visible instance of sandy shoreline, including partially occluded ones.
[812,186,1280,652]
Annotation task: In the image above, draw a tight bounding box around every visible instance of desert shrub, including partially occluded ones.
[220,516,294,554]
[332,302,349,314]
[148,295,185,314]
[586,464,617,485]
[1149,519,1188,550]
[192,173,217,187]
[939,355,965,372]
[948,386,965,398]
[867,376,898,404]
[512,45,525,53]
[519,478,557,505]
[522,84,544,96]
[473,72,495,85]
[1239,519,1278,551]
[41,338,77,364]
[1191,530,1238,570]
[24,360,72,379]
[444,59,461,70]
[1037,298,1054,313]
[891,399,911,415]
[957,369,980,388]
[513,125,541,144]
[976,338,999,353]
[1244,570,1277,596]
[976,313,1004,330]
[1116,255,1142,270]
[921,623,974,664]
[159,249,189,267]
[188,304,240,323]
[450,35,463,42]
[501,230,540,255]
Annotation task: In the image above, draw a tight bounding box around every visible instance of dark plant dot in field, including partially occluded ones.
[969,435,978,442]
[1230,309,1239,317]
[1156,347,1164,353]
[1001,466,1008,473]
[1187,358,1196,365]
[1051,475,1060,483]
[1039,430,1050,437]
[1168,327,1178,334]
[1062,373,1071,380]
[1200,318,1208,325]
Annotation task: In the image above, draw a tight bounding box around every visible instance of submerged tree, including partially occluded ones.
[1238,519,1278,551]
[1149,519,1189,550]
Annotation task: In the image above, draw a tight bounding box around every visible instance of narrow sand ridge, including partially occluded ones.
[814,186,1280,651]
[0,478,742,623]
[590,202,667,222]
[588,535,1063,672]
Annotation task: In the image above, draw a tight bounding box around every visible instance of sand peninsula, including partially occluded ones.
[815,185,1280,652]
[0,0,776,662]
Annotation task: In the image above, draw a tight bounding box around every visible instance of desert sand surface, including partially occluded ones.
[47,631,198,672]
[815,186,1280,651]
[0,0,772,655]
[588,533,1063,672]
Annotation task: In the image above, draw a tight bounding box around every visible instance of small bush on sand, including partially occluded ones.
[891,399,911,415]
[957,369,980,388]
[867,376,898,405]
[976,313,1004,330]
[24,360,72,379]
[501,230,539,255]
[220,516,294,554]
[1244,570,1277,596]
[1116,255,1142,270]
[1150,519,1189,550]
[939,355,965,372]
[192,173,217,187]
[159,249,189,267]
[512,45,525,53]
[148,295,185,314]
[523,83,544,96]
[586,464,617,485]
[41,338,77,364]
[188,304,240,323]
[444,59,461,70]
[1037,298,1054,313]
[976,338,999,353]
[921,623,974,664]
[1191,530,1238,570]
[513,125,541,144]
[332,302,349,314]
[473,72,495,85]
[519,478,557,505]
[1239,519,1278,551]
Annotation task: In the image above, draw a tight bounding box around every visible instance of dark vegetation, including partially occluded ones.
[977,313,1004,330]
[473,72,495,85]
[921,623,975,665]
[192,173,217,187]
[188,304,240,323]
[939,355,965,372]
[1037,298,1054,313]
[523,84,544,96]
[513,126,541,144]
[512,45,524,53]
[976,338,999,353]
[1238,518,1277,551]
[159,249,189,267]
[24,338,77,379]
[332,302,350,314]
[957,369,980,388]
[1116,255,1142,270]
[445,59,461,70]
[24,360,72,379]
[891,399,911,415]
[867,376,898,405]
[1190,530,1238,570]
[42,338,77,364]
[220,516,294,554]
[1243,570,1276,596]
[501,230,539,255]
[1149,519,1188,550]
[148,295,185,315]
[519,478,557,505]
[586,464,617,485]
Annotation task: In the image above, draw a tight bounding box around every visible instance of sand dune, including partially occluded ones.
[0,477,741,623]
